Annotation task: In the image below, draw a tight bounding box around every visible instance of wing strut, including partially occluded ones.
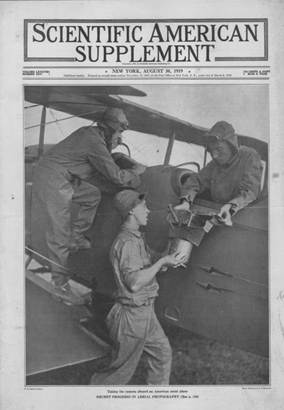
[203,147,208,168]
[38,106,47,158]
[164,131,176,165]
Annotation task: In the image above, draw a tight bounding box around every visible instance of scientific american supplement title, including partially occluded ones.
[31,22,260,63]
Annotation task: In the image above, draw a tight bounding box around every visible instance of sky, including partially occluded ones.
[126,84,269,140]
[25,84,269,167]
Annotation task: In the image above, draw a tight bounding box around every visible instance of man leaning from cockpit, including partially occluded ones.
[174,120,262,258]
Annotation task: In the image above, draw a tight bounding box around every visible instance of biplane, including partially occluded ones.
[24,85,268,380]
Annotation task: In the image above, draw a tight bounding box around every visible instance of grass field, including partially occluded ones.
[27,322,269,386]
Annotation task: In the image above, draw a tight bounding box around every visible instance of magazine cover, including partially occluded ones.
[1,1,284,409]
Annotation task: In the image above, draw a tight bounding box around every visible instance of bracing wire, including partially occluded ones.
[24,104,40,109]
[49,108,66,140]
[24,107,104,131]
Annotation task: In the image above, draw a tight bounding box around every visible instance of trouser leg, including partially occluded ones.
[90,304,149,385]
[32,167,73,286]
[71,181,101,241]
[90,334,145,385]
[143,309,172,385]
[45,185,73,285]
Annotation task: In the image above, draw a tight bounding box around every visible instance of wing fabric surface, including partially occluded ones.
[24,86,268,160]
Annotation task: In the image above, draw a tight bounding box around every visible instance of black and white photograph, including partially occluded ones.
[24,84,269,386]
[2,1,284,408]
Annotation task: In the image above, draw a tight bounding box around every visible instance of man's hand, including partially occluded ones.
[132,163,147,175]
[217,204,233,226]
[161,252,187,268]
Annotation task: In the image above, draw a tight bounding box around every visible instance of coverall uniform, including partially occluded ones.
[31,126,140,284]
[181,146,262,212]
[179,127,262,245]
[90,223,172,385]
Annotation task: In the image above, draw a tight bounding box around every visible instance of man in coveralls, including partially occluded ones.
[90,190,185,385]
[31,108,145,293]
[174,120,262,257]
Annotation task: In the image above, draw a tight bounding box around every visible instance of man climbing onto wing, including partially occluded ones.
[31,108,145,296]
[90,190,185,385]
[173,120,262,259]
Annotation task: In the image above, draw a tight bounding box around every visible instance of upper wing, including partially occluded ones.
[24,86,268,160]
